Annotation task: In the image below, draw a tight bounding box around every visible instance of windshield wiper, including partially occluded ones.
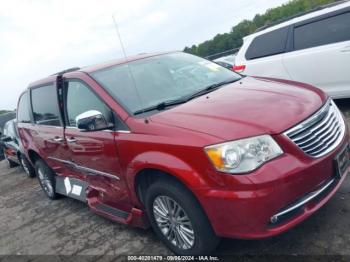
[134,98,187,115]
[184,77,241,101]
[133,77,241,115]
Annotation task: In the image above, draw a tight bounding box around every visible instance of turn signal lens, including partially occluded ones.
[205,147,224,170]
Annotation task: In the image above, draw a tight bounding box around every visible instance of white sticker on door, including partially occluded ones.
[64,177,72,194]
[72,185,82,196]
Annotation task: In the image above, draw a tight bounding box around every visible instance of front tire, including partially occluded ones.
[35,159,59,200]
[145,178,220,255]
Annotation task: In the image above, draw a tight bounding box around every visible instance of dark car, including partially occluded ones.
[1,119,35,177]
[0,112,16,160]
[0,127,4,161]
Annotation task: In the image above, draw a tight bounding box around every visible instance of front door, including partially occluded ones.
[63,79,131,214]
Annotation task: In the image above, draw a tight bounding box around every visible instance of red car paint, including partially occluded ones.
[17,52,349,240]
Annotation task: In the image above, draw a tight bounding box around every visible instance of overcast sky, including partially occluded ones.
[0,0,289,109]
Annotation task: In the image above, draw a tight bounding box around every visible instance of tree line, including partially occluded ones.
[0,110,12,115]
[184,0,341,57]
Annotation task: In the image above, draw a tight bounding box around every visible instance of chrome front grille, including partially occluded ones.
[284,99,346,158]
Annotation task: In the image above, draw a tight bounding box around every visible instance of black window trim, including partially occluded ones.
[291,6,350,51]
[29,82,64,128]
[63,78,130,132]
[17,90,33,124]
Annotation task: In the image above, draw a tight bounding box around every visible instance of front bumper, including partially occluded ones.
[195,131,349,239]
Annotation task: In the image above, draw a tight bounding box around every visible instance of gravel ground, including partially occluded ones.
[0,99,349,261]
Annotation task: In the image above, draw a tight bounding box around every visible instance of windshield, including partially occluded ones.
[91,52,241,114]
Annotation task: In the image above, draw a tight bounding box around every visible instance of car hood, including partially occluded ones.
[150,77,327,141]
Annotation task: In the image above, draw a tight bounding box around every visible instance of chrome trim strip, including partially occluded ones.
[116,130,131,134]
[270,178,335,223]
[75,165,119,180]
[48,157,71,165]
[48,157,120,180]
[34,125,64,129]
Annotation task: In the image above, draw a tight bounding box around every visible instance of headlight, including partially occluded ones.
[205,135,283,174]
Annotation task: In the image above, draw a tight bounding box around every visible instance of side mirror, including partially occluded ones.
[75,110,110,131]
[1,136,12,143]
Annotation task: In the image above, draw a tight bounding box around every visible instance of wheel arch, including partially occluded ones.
[27,149,42,165]
[133,165,220,254]
[135,168,187,205]
[128,151,209,207]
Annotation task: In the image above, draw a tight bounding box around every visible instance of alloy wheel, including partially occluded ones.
[38,168,54,197]
[153,195,195,250]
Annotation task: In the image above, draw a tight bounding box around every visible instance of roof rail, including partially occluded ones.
[52,67,81,76]
[256,0,347,32]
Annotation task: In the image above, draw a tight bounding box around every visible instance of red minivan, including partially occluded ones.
[17,52,349,255]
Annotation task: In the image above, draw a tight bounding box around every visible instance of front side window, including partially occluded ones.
[294,12,350,51]
[31,85,61,126]
[91,52,241,114]
[65,81,113,127]
[17,91,31,123]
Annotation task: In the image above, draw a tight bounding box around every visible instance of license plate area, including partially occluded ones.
[334,144,349,178]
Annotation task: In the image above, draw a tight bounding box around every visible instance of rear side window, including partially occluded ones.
[294,12,350,51]
[17,91,31,123]
[245,27,289,60]
[31,85,61,126]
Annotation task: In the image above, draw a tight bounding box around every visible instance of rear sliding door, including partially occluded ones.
[244,26,291,79]
[282,10,350,98]
[30,84,67,172]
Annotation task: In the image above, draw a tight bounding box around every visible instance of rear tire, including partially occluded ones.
[35,159,59,200]
[145,178,220,255]
[19,154,36,178]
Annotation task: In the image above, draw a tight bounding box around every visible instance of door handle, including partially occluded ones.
[52,137,65,142]
[66,137,77,143]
